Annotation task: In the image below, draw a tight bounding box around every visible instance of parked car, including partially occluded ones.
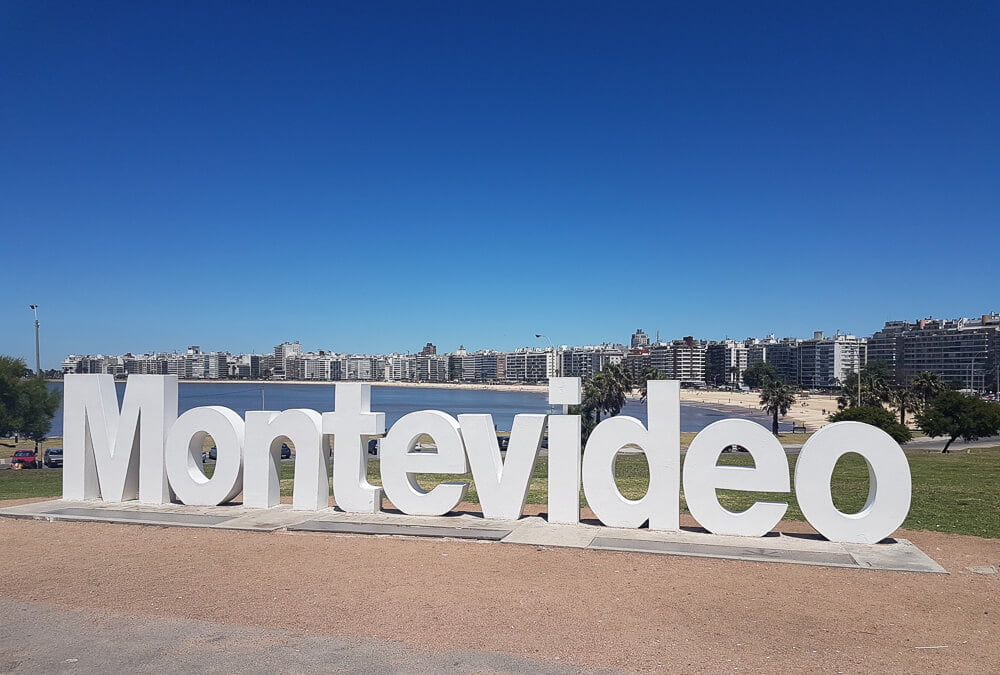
[280,443,291,459]
[44,447,64,468]
[497,435,510,451]
[208,446,218,460]
[11,449,39,469]
[367,439,379,456]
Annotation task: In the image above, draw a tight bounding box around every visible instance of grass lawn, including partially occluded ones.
[281,445,999,538]
[4,447,997,538]
[0,466,65,500]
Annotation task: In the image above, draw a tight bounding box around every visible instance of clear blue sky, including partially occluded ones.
[2,1,997,367]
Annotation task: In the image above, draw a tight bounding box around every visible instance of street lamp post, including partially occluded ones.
[535,333,564,415]
[970,350,989,395]
[534,333,559,378]
[29,305,41,376]
[28,305,42,462]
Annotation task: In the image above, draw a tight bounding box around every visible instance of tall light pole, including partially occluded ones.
[534,333,559,377]
[856,354,863,407]
[535,333,564,415]
[29,305,41,376]
[28,305,42,461]
[971,350,989,395]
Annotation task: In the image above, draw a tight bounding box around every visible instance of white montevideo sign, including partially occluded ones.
[61,374,912,544]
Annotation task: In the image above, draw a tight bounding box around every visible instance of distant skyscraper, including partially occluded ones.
[420,342,437,356]
[630,329,650,349]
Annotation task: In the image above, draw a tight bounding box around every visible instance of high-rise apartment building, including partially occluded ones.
[650,337,705,383]
[706,339,748,386]
[868,314,999,390]
[630,329,650,349]
[794,332,866,388]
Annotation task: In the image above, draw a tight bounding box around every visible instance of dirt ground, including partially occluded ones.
[1,501,997,673]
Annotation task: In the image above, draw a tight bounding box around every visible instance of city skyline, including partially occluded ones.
[58,313,1000,393]
[3,3,998,368]
[11,307,1000,372]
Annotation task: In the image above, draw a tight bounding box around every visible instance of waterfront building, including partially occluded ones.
[746,335,800,384]
[503,349,555,383]
[868,314,1000,390]
[473,352,499,382]
[416,354,449,382]
[795,331,866,389]
[623,348,651,384]
[560,346,624,380]
[706,339,748,387]
[650,337,706,384]
[343,356,379,381]
[630,329,650,349]
[495,352,507,381]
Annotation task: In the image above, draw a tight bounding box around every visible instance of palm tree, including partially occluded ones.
[582,375,605,423]
[759,380,796,435]
[599,363,631,417]
[581,363,632,423]
[889,386,918,426]
[639,367,665,402]
[838,362,892,409]
[911,371,945,410]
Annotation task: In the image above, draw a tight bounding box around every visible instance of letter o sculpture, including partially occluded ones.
[794,421,911,544]
[165,406,246,506]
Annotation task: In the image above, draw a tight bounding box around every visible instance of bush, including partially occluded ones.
[828,406,912,444]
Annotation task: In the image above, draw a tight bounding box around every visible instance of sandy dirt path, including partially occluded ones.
[1,503,996,673]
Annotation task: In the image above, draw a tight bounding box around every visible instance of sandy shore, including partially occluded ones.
[680,389,839,430]
[1,505,995,672]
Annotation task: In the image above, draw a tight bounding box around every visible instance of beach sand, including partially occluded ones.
[679,389,839,430]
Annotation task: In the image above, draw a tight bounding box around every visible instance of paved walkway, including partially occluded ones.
[0,598,608,674]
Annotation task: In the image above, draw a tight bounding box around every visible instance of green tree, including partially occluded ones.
[568,403,598,444]
[742,362,778,389]
[0,356,62,443]
[598,363,632,418]
[639,367,666,403]
[911,371,945,410]
[703,360,722,387]
[580,363,632,424]
[838,360,892,409]
[759,379,796,435]
[828,406,912,444]
[916,390,1000,453]
[889,386,919,427]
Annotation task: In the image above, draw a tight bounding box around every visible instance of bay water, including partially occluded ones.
[44,382,790,437]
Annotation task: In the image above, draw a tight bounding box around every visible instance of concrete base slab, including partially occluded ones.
[290,520,511,540]
[591,536,858,566]
[500,516,597,548]
[216,506,318,531]
[45,507,234,526]
[0,499,947,573]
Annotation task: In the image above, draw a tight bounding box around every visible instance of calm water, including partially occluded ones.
[44,382,790,437]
